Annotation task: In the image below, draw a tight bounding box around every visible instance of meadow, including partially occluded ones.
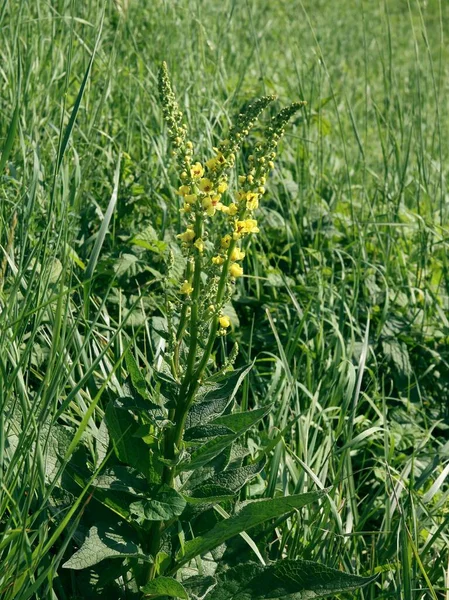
[1,0,449,598]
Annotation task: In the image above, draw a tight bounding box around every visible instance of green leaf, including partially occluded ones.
[141,576,188,599]
[62,523,148,570]
[186,365,253,429]
[176,491,324,566]
[184,424,234,442]
[105,399,151,477]
[125,350,149,400]
[204,559,376,600]
[185,460,265,503]
[211,408,269,433]
[181,407,269,472]
[130,484,186,523]
[183,576,217,600]
[0,103,19,173]
[93,465,148,496]
[131,225,168,254]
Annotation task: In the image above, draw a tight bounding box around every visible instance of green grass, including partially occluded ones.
[1,0,449,598]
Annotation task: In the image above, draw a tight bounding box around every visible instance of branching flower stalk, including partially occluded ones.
[146,62,305,581]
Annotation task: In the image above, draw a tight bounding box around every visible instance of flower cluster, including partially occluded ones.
[158,62,304,335]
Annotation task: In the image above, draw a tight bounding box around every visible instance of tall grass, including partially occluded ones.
[1,0,448,597]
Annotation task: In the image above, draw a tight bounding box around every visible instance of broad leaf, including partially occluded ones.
[141,576,188,599]
[93,465,148,496]
[185,460,265,503]
[183,575,217,600]
[205,559,376,599]
[176,491,324,566]
[130,484,186,523]
[125,350,150,400]
[105,398,151,477]
[180,407,269,472]
[63,523,148,570]
[186,365,253,429]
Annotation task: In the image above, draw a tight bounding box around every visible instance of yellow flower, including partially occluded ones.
[229,263,243,278]
[216,152,226,166]
[182,202,192,213]
[247,174,254,184]
[180,280,193,294]
[230,247,245,261]
[177,228,196,243]
[238,175,246,185]
[258,186,265,195]
[191,162,204,179]
[194,238,204,253]
[235,191,246,203]
[260,176,266,185]
[245,192,259,211]
[186,141,193,150]
[217,181,228,194]
[202,195,222,216]
[177,185,190,196]
[268,161,275,169]
[219,315,231,328]
[184,194,197,204]
[228,203,238,216]
[234,219,259,238]
[199,178,214,193]
[221,234,232,249]
[212,255,225,265]
[206,157,217,170]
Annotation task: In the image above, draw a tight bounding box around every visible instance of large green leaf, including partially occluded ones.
[105,398,151,477]
[183,576,217,600]
[125,350,150,400]
[204,559,376,600]
[141,576,188,599]
[63,523,148,570]
[175,491,323,566]
[129,484,186,523]
[93,465,149,496]
[185,460,265,503]
[186,365,253,429]
[180,407,269,473]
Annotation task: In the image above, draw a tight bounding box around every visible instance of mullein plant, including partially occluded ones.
[62,63,375,599]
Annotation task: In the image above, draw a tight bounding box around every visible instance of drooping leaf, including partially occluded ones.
[141,576,188,599]
[186,365,253,429]
[204,559,376,600]
[211,408,269,433]
[176,491,324,566]
[63,523,148,570]
[129,484,186,523]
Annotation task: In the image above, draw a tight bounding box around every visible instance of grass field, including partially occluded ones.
[1,0,449,598]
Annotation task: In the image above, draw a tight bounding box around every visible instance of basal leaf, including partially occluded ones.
[141,576,188,599]
[205,559,376,600]
[129,484,186,523]
[63,523,148,570]
[176,491,324,566]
